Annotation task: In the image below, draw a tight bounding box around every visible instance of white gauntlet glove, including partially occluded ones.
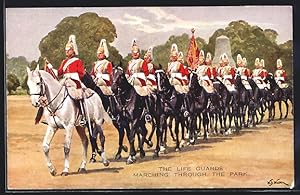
[47,63,53,69]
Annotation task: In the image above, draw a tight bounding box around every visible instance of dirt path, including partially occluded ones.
[6,95,294,190]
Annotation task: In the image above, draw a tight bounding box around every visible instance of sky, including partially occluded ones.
[6,6,292,61]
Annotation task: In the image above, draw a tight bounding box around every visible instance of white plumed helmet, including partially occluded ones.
[65,34,78,55]
[97,39,109,57]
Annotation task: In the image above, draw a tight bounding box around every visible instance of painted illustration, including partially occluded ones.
[6,6,294,190]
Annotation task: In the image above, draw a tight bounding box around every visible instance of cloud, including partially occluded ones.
[115,7,230,34]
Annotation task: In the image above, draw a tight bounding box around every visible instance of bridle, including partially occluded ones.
[29,71,67,113]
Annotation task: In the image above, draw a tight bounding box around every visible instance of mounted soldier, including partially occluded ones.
[167,43,189,93]
[206,52,217,81]
[274,59,288,88]
[236,54,252,90]
[195,51,214,93]
[252,58,266,89]
[143,46,157,92]
[90,39,113,95]
[178,51,189,91]
[46,34,87,126]
[125,39,149,96]
[219,53,236,92]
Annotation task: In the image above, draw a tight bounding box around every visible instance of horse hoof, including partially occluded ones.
[103,160,110,167]
[153,152,159,159]
[61,172,69,176]
[140,150,145,159]
[175,147,180,152]
[126,159,134,165]
[122,145,128,152]
[114,153,122,160]
[147,141,153,148]
[50,169,57,176]
[89,157,96,163]
[77,168,87,173]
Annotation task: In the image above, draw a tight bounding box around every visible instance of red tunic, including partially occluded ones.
[57,57,85,88]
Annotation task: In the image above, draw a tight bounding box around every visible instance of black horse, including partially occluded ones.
[234,74,252,128]
[154,70,186,153]
[265,73,293,119]
[247,77,268,124]
[81,72,129,162]
[184,72,210,142]
[212,78,234,134]
[111,66,151,164]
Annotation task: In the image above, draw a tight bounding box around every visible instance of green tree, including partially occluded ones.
[206,20,292,77]
[39,12,121,72]
[7,73,20,94]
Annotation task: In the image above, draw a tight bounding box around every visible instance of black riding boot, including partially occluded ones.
[144,96,152,122]
[78,99,87,126]
[108,96,118,121]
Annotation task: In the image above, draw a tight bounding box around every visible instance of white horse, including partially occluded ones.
[26,66,111,176]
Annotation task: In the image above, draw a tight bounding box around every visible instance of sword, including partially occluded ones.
[82,93,94,138]
[44,57,59,80]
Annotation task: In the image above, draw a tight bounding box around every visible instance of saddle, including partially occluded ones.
[223,79,236,92]
[64,78,94,100]
[241,76,252,90]
[169,77,189,94]
[198,76,215,94]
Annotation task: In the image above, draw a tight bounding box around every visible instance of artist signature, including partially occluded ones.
[267,179,289,187]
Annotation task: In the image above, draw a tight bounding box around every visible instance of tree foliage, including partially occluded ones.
[205,20,292,78]
[7,73,20,94]
[6,56,30,83]
[38,12,122,72]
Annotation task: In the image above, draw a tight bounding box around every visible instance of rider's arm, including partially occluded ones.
[141,60,149,76]
[57,60,66,77]
[77,60,85,80]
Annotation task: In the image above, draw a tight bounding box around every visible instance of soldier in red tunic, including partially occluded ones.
[205,52,217,80]
[125,39,149,88]
[47,34,86,125]
[90,39,113,95]
[143,46,157,91]
[274,59,288,88]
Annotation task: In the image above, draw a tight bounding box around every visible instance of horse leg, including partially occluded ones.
[96,123,109,167]
[174,117,181,151]
[76,126,88,173]
[88,123,98,163]
[126,121,138,164]
[168,116,176,141]
[279,101,283,119]
[115,123,125,160]
[179,117,186,148]
[138,123,147,159]
[284,100,289,118]
[146,119,156,147]
[159,116,168,154]
[203,112,209,140]
[61,125,74,176]
[153,116,162,159]
[42,126,57,176]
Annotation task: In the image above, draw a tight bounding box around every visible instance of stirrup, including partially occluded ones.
[79,115,86,126]
[145,113,152,122]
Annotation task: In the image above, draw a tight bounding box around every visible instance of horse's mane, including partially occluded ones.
[37,70,60,85]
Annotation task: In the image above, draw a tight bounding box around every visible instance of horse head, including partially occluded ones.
[155,69,170,92]
[234,73,244,89]
[188,71,199,89]
[26,65,61,108]
[111,66,129,94]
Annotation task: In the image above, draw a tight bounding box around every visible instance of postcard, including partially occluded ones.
[5,5,294,190]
